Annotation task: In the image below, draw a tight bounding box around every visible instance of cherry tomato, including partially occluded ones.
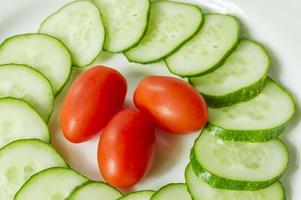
[98,108,155,188]
[60,66,127,143]
[134,76,208,134]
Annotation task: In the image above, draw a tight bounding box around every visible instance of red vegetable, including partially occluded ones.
[98,108,155,188]
[60,66,127,143]
[134,75,208,134]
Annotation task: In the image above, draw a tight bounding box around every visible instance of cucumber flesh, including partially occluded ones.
[0,140,67,200]
[124,1,203,64]
[118,191,155,200]
[39,0,105,67]
[190,39,269,107]
[15,167,87,200]
[166,14,240,76]
[0,64,53,121]
[209,78,295,141]
[191,129,288,190]
[151,184,191,200]
[0,34,72,95]
[94,0,150,52]
[186,164,286,200]
[68,182,122,200]
[0,98,49,148]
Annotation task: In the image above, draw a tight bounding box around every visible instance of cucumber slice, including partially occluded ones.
[0,140,67,200]
[0,98,49,148]
[209,78,295,141]
[119,190,154,200]
[94,0,150,52]
[166,14,240,77]
[124,1,203,64]
[191,129,288,190]
[190,39,269,107]
[67,182,122,200]
[151,184,191,200]
[15,167,88,200]
[39,0,105,67]
[185,164,286,200]
[0,34,72,95]
[0,64,53,121]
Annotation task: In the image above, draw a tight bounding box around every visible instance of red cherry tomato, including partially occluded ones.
[98,108,155,188]
[60,66,127,143]
[134,76,208,134]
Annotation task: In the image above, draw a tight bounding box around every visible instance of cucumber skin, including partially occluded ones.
[190,74,267,108]
[150,183,189,200]
[184,164,287,200]
[0,34,72,96]
[39,0,105,68]
[0,139,67,168]
[207,122,288,142]
[124,1,204,64]
[189,38,269,108]
[280,183,287,200]
[97,0,151,53]
[190,141,289,191]
[14,167,87,199]
[166,14,241,78]
[0,64,54,122]
[66,181,122,200]
[117,190,155,200]
[207,78,296,142]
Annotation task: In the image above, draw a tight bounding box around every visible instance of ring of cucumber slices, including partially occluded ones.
[0,0,296,199]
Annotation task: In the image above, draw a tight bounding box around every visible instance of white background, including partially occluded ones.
[0,0,300,198]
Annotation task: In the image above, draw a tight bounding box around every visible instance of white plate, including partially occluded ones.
[0,0,300,198]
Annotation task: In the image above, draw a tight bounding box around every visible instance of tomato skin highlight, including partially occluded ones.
[60,66,127,143]
[98,108,155,188]
[134,76,208,134]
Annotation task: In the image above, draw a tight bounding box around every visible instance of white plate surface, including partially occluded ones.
[0,0,300,198]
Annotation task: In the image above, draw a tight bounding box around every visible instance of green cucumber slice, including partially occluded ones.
[191,129,288,190]
[94,0,150,52]
[150,184,191,200]
[185,164,286,200]
[0,140,67,200]
[209,78,295,141]
[0,34,72,95]
[0,98,49,148]
[166,14,240,77]
[15,167,87,200]
[67,181,122,200]
[39,0,105,67]
[118,190,154,200]
[190,39,269,107]
[124,1,203,64]
[0,64,53,121]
